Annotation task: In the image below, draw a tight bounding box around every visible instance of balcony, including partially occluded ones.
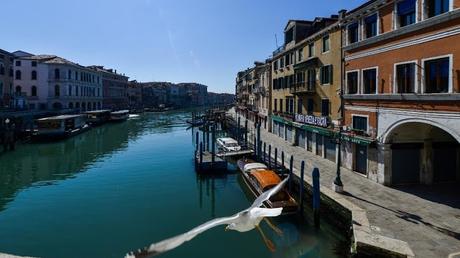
[289,82,316,95]
[253,86,266,96]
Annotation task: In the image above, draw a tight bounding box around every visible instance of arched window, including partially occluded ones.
[55,68,60,79]
[55,85,60,97]
[31,70,37,80]
[15,70,21,80]
[76,102,80,109]
[69,102,74,109]
[68,85,72,96]
[0,63,5,75]
[31,86,37,97]
[15,86,21,94]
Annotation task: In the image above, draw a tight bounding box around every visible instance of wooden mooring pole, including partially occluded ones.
[312,167,320,228]
[274,148,278,169]
[263,142,266,163]
[212,124,216,164]
[289,155,294,192]
[268,145,272,169]
[300,160,305,216]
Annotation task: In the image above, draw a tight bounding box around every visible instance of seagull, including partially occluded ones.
[125,176,290,258]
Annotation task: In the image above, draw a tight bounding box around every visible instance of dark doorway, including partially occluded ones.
[355,144,368,175]
[433,142,459,183]
[392,143,422,184]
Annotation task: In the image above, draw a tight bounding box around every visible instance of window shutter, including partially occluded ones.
[329,65,333,84]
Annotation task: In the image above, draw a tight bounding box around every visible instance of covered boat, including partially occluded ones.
[237,158,297,214]
[110,110,129,122]
[34,115,89,140]
[85,110,111,126]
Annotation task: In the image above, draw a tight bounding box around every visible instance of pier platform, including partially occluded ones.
[194,151,227,174]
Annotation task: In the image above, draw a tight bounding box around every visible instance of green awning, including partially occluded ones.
[273,115,334,137]
[341,134,373,145]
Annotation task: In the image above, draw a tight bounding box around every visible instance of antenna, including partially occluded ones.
[275,34,279,48]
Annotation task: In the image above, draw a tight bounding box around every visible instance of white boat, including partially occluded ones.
[110,110,129,122]
[216,137,241,152]
[34,114,89,140]
[243,163,268,173]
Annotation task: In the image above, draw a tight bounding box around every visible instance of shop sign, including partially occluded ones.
[295,114,329,128]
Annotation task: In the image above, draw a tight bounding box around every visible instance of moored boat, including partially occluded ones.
[237,158,298,214]
[85,110,111,126]
[110,110,129,122]
[33,115,90,141]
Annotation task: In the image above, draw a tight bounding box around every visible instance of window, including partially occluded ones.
[55,68,60,79]
[307,99,314,114]
[397,0,416,28]
[426,0,450,18]
[0,82,3,96]
[285,28,294,44]
[15,61,21,67]
[68,85,72,96]
[31,86,37,97]
[273,61,278,71]
[274,99,278,112]
[321,99,330,116]
[76,86,79,96]
[297,99,303,113]
[287,98,294,114]
[352,116,368,132]
[320,65,333,85]
[31,61,37,67]
[348,23,359,44]
[395,63,416,93]
[307,69,316,89]
[308,43,314,57]
[346,71,359,94]
[55,85,60,97]
[280,99,283,112]
[285,54,291,66]
[364,14,378,38]
[68,70,72,79]
[424,57,450,93]
[15,86,21,94]
[363,68,377,94]
[298,48,303,62]
[31,70,37,80]
[0,63,4,75]
[322,35,330,53]
[15,70,21,80]
[280,57,285,68]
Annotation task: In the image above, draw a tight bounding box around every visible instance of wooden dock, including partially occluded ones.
[195,151,228,174]
[216,149,254,158]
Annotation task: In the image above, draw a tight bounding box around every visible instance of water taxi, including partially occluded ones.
[216,137,241,152]
[85,110,111,126]
[110,110,129,122]
[237,158,298,214]
[34,115,89,140]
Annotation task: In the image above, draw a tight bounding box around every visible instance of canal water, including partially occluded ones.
[0,111,348,258]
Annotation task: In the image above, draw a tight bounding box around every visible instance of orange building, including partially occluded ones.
[341,0,460,185]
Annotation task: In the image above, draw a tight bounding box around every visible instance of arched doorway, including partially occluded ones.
[383,121,460,185]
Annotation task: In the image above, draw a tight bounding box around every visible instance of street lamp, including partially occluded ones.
[333,119,344,193]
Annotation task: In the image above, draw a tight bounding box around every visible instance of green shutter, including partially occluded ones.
[329,65,333,84]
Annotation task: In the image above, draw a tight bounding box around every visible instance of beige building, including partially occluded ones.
[270,15,343,163]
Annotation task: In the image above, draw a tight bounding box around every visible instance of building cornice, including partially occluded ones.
[344,9,460,53]
[343,93,460,101]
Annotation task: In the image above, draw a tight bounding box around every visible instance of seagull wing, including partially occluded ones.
[250,207,283,218]
[126,213,241,258]
[249,176,289,209]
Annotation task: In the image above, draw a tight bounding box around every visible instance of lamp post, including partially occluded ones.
[333,120,344,193]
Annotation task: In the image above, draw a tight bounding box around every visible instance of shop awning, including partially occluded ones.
[341,134,374,145]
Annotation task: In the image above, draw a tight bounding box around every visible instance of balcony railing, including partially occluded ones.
[289,82,316,95]
[273,45,285,56]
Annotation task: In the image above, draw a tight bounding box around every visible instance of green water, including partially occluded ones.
[0,111,347,258]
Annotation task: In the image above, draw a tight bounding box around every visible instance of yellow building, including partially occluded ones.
[270,14,343,162]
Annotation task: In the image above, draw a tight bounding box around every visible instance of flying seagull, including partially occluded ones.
[125,176,290,258]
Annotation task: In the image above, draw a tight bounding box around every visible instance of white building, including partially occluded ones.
[13,53,103,111]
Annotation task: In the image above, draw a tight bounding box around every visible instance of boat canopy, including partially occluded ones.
[37,114,84,121]
[85,110,111,114]
[243,163,267,173]
[111,110,129,115]
[250,170,281,190]
[218,137,238,144]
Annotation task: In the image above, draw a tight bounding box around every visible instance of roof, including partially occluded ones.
[250,170,281,190]
[218,137,238,144]
[243,163,267,173]
[37,115,84,121]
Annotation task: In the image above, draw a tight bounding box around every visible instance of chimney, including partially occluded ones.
[339,9,347,20]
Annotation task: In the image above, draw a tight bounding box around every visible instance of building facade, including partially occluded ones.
[270,16,343,163]
[342,0,460,185]
[128,80,143,110]
[13,53,103,111]
[0,49,14,109]
[88,66,129,111]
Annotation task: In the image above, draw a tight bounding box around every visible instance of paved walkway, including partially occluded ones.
[233,112,460,258]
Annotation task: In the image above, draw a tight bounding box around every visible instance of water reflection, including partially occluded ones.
[0,111,190,212]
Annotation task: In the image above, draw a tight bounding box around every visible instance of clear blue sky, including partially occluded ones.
[3,0,366,93]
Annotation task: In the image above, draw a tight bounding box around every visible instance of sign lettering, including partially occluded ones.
[295,114,329,128]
